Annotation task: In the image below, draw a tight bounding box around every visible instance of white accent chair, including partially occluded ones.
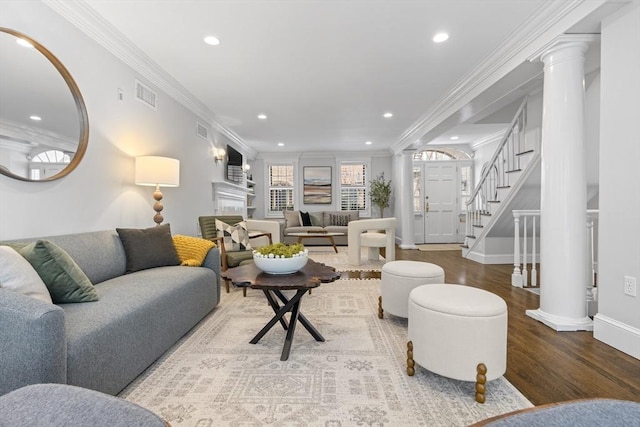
[347,217,397,266]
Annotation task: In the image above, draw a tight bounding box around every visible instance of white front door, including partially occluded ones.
[414,162,458,243]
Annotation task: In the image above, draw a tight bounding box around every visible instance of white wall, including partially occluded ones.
[249,152,393,220]
[594,1,640,359]
[0,2,225,240]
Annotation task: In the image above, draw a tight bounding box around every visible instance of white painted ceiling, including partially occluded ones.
[80,0,609,156]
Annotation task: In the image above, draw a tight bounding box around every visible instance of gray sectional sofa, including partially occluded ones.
[0,229,221,397]
[282,210,360,246]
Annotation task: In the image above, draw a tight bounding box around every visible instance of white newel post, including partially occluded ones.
[526,36,596,331]
[512,213,522,287]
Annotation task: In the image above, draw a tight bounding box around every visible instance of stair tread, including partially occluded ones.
[465,235,476,239]
[506,169,522,173]
[487,200,500,203]
[497,185,511,189]
[516,150,534,156]
[472,225,484,228]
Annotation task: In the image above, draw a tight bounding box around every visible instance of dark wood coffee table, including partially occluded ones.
[221,259,341,360]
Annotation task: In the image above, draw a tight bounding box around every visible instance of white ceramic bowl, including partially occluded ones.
[253,249,308,275]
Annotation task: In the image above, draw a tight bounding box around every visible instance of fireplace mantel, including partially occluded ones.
[212,180,251,216]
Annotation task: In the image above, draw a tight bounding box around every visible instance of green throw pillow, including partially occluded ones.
[116,223,181,273]
[18,240,98,304]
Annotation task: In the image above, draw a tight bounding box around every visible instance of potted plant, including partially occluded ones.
[370,172,392,217]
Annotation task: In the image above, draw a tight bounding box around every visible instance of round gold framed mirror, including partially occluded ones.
[0,27,89,182]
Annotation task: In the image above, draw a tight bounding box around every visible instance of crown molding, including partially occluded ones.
[527,34,601,62]
[391,0,607,155]
[42,0,257,159]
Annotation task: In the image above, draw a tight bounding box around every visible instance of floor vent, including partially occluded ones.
[135,79,157,109]
[196,122,209,140]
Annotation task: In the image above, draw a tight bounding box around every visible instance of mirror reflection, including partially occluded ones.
[0,28,88,181]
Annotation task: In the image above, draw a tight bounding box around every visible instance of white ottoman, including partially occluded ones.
[407,284,507,403]
[378,260,445,319]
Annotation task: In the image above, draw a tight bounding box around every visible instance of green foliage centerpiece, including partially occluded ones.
[253,242,308,274]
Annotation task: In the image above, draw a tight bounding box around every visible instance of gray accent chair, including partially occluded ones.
[0,384,169,426]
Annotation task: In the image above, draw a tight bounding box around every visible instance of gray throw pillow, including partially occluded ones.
[116,224,180,273]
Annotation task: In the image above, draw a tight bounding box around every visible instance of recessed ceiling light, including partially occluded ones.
[29,115,42,121]
[450,136,459,140]
[383,112,393,118]
[203,36,220,46]
[365,141,372,145]
[277,142,284,147]
[257,114,267,120]
[433,32,449,43]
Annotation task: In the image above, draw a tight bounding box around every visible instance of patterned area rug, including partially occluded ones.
[305,246,385,272]
[119,279,532,426]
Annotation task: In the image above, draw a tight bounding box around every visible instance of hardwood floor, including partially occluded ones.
[394,247,640,406]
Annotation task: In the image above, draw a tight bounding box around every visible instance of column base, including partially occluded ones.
[399,244,417,250]
[526,308,593,331]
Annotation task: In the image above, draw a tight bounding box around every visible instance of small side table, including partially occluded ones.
[222,259,341,360]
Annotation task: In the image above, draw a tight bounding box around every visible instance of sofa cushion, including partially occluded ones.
[116,224,180,274]
[61,265,217,395]
[18,240,98,304]
[283,210,301,228]
[323,210,359,226]
[0,246,52,304]
[215,219,252,252]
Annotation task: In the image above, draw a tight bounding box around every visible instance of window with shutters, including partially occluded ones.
[339,161,369,216]
[267,163,295,215]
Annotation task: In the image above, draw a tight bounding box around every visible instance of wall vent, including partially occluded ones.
[135,79,157,109]
[196,122,209,139]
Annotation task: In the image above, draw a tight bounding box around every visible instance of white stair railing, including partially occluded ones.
[512,210,599,294]
[465,97,529,248]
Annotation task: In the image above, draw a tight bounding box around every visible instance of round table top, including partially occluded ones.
[221,258,341,290]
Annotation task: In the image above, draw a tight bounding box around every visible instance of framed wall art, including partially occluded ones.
[303,166,332,204]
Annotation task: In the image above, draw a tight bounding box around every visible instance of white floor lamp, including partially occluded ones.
[135,156,180,226]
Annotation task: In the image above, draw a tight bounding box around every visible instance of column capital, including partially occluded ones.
[527,34,600,63]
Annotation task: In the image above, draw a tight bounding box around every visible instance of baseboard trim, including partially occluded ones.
[593,314,640,359]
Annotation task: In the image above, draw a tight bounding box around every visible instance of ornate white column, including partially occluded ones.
[526,36,597,331]
[399,151,416,249]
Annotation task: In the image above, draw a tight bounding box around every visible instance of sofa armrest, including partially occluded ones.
[246,219,281,244]
[0,289,67,396]
[200,246,222,300]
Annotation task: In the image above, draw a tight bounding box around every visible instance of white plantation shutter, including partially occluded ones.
[268,164,294,214]
[340,162,368,213]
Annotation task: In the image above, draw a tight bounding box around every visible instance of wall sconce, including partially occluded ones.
[243,164,251,175]
[135,156,180,225]
[213,146,226,165]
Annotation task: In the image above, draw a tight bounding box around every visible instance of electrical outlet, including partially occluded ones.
[624,276,637,297]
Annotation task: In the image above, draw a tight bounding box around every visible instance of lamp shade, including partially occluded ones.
[135,156,180,187]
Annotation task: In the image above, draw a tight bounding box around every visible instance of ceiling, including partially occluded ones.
[77,0,611,156]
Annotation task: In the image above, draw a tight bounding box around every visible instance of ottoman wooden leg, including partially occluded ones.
[407,341,415,376]
[475,363,487,403]
[378,296,384,319]
[243,287,247,297]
